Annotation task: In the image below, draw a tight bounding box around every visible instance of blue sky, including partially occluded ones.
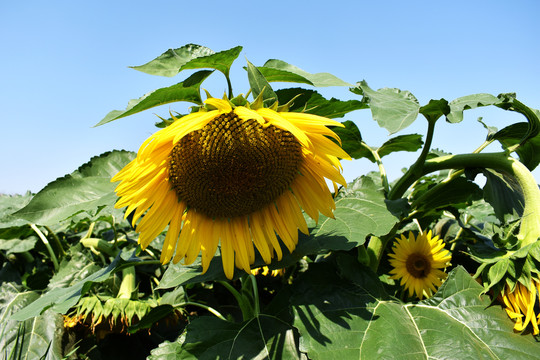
[1,0,539,194]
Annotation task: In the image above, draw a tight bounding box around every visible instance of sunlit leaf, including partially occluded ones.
[355,81,420,134]
[179,46,242,76]
[13,151,135,226]
[247,60,277,105]
[446,93,500,123]
[377,134,424,158]
[0,193,33,229]
[0,283,64,359]
[276,88,367,118]
[419,98,450,122]
[130,43,215,77]
[292,263,540,359]
[259,59,351,87]
[95,70,212,126]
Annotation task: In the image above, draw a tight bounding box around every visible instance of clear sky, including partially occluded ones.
[1,1,539,194]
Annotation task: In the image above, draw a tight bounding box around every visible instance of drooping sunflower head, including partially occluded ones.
[112,97,350,279]
[388,231,451,300]
[501,278,540,335]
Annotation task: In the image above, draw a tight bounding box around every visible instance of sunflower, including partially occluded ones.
[388,231,451,299]
[501,278,540,335]
[112,97,349,279]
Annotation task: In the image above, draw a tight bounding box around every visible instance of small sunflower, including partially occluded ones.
[388,231,451,299]
[112,97,349,279]
[501,278,540,335]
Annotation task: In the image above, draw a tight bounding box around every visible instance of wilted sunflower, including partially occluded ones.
[501,278,540,335]
[388,231,451,299]
[112,97,349,279]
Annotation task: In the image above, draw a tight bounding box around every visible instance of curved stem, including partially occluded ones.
[361,142,389,193]
[225,73,234,99]
[249,274,260,317]
[44,226,65,257]
[423,152,540,247]
[389,119,437,200]
[31,224,59,271]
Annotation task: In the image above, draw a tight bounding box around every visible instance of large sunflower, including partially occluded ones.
[501,278,540,335]
[388,231,451,299]
[112,97,350,279]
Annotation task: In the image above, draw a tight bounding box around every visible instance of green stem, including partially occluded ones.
[117,267,136,300]
[249,274,260,317]
[423,152,540,247]
[173,302,227,321]
[361,142,389,193]
[44,226,65,256]
[30,224,59,271]
[218,281,253,321]
[225,73,234,99]
[366,236,386,272]
[389,119,437,200]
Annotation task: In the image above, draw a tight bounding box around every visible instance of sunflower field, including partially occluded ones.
[2,44,540,359]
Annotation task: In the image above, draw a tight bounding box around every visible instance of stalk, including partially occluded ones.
[31,224,59,271]
[117,267,136,300]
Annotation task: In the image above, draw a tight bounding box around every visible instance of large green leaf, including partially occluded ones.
[482,169,524,222]
[95,70,212,126]
[130,43,215,77]
[13,150,135,226]
[315,176,403,246]
[0,283,64,360]
[276,88,367,118]
[355,81,420,134]
[179,46,242,77]
[148,315,300,360]
[292,263,540,360]
[446,93,500,123]
[258,59,351,87]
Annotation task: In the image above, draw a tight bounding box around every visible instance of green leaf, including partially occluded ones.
[95,70,212,126]
[419,98,450,123]
[179,46,242,77]
[330,121,373,161]
[13,150,135,226]
[446,93,500,123]
[130,43,215,77]
[355,81,420,134]
[246,60,277,105]
[0,283,64,360]
[377,134,424,158]
[0,193,33,229]
[412,176,483,212]
[148,315,300,360]
[482,169,524,222]
[292,264,540,359]
[0,237,37,255]
[9,250,135,321]
[314,176,402,247]
[276,88,368,118]
[494,122,540,171]
[259,59,351,87]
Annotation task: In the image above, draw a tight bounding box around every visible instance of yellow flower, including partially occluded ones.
[112,97,349,279]
[388,231,451,299]
[501,279,540,335]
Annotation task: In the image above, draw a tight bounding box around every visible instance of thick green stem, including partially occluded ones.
[31,224,59,271]
[389,119,436,200]
[366,236,386,272]
[423,152,540,248]
[44,226,65,257]
[117,267,136,299]
[249,275,260,317]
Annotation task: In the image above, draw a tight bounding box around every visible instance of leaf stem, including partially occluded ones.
[218,280,253,321]
[117,266,136,299]
[360,142,389,193]
[249,274,260,317]
[173,302,227,321]
[44,226,65,256]
[30,224,59,271]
